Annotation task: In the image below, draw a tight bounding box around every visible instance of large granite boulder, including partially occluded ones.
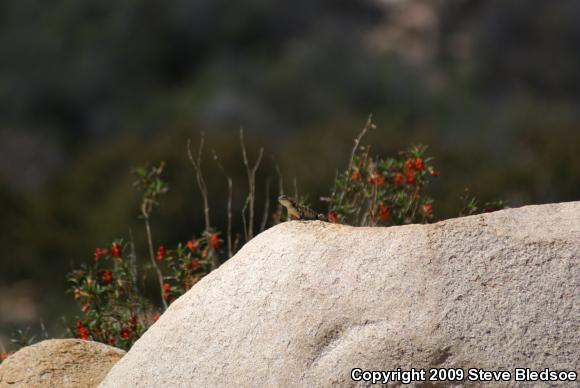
[101,202,580,387]
[0,339,124,387]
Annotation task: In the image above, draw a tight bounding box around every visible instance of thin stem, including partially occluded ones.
[187,136,211,230]
[338,114,375,210]
[273,160,285,222]
[212,150,234,258]
[260,177,271,232]
[144,216,167,310]
[240,128,264,241]
[226,177,233,257]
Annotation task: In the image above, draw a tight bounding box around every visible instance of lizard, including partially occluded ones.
[278,195,326,221]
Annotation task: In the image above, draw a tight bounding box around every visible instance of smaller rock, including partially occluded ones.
[0,339,125,388]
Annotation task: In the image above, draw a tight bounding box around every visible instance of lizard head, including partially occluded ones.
[278,195,293,207]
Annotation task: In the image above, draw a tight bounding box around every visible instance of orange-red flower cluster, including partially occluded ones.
[162,283,171,300]
[0,352,7,361]
[107,336,116,346]
[368,173,385,187]
[200,248,208,259]
[120,327,131,340]
[405,159,416,185]
[153,312,161,322]
[209,233,221,250]
[394,172,404,186]
[155,245,166,262]
[190,259,201,271]
[101,270,113,285]
[351,170,361,182]
[94,247,106,262]
[378,203,391,221]
[414,157,425,171]
[186,239,199,254]
[111,243,122,258]
[76,320,90,340]
[328,212,339,223]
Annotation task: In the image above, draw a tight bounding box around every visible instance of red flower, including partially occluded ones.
[111,243,122,258]
[406,172,415,185]
[421,203,434,218]
[153,312,161,322]
[101,270,113,285]
[328,212,339,223]
[1,352,7,361]
[155,245,166,262]
[94,248,106,262]
[77,324,90,340]
[368,174,385,187]
[394,172,404,186]
[120,327,131,340]
[186,240,199,254]
[200,248,208,259]
[351,170,361,182]
[74,288,81,300]
[414,158,425,171]
[130,315,138,328]
[405,159,414,172]
[190,260,201,271]
[163,283,171,300]
[378,203,391,221]
[81,303,90,313]
[209,234,221,250]
[107,336,116,346]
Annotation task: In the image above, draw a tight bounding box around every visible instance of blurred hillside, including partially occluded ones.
[1,0,579,348]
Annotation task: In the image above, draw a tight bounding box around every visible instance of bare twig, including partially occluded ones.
[134,162,168,310]
[212,150,234,258]
[273,159,285,222]
[232,234,241,254]
[260,177,271,232]
[128,228,139,294]
[187,135,211,230]
[240,128,264,241]
[241,196,249,241]
[144,215,167,310]
[338,114,376,211]
[347,114,376,173]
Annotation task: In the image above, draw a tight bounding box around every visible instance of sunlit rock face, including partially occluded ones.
[101,202,580,388]
[0,339,125,388]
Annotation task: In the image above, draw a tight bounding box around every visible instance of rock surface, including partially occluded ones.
[101,202,580,387]
[0,339,125,388]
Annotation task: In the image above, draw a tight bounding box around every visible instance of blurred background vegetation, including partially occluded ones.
[1,0,579,350]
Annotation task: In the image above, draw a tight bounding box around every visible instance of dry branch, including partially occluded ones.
[240,128,264,241]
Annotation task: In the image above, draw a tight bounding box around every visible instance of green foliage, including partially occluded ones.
[133,162,169,219]
[459,188,507,217]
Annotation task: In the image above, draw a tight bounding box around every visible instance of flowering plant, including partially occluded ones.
[327,118,439,226]
[66,164,220,349]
